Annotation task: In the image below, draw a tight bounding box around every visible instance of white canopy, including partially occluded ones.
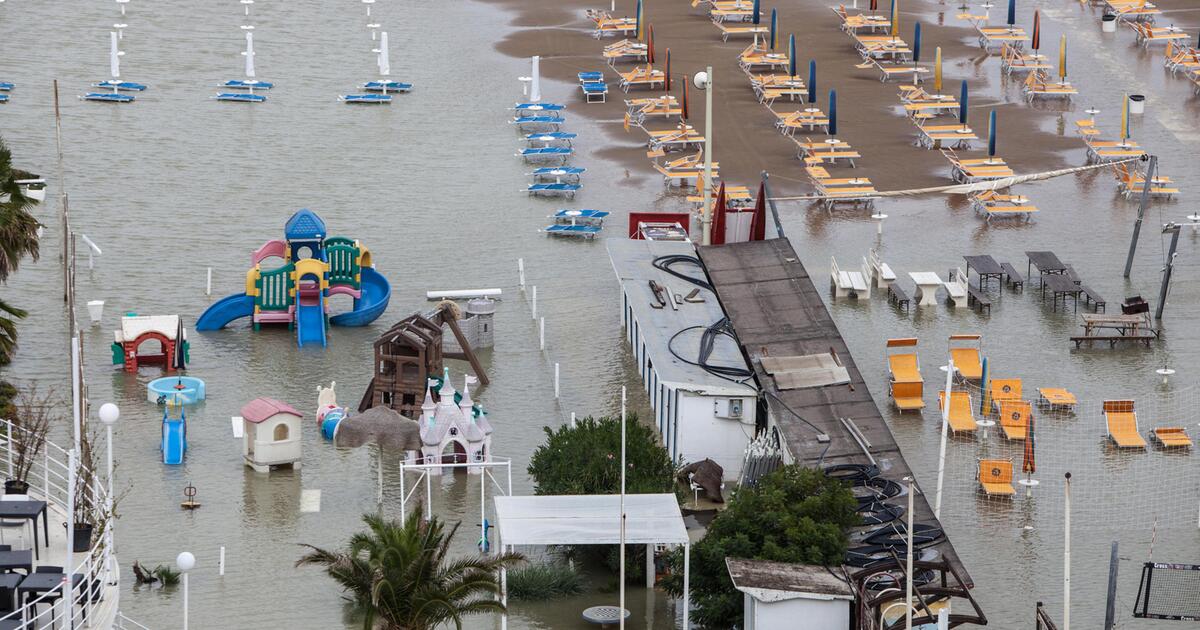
[493,493,688,546]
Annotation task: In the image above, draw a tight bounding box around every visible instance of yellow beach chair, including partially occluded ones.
[948,334,983,381]
[887,338,923,411]
[1151,427,1192,449]
[938,390,977,433]
[1104,400,1147,449]
[989,378,1022,412]
[892,381,925,412]
[1037,388,1077,410]
[978,459,1016,496]
[998,401,1031,441]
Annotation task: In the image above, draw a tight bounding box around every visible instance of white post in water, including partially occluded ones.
[206,267,212,296]
[694,67,715,246]
[539,317,545,350]
[99,403,120,585]
[1064,472,1072,630]
[177,552,195,630]
[518,258,525,291]
[570,411,576,428]
[905,477,915,630]
[71,335,82,455]
[935,359,954,518]
[219,546,226,576]
[554,363,560,398]
[531,286,537,321]
[619,386,627,629]
[530,56,541,103]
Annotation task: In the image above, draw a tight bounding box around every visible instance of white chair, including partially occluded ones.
[0,494,30,547]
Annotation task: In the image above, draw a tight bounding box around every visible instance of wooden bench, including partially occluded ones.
[966,284,992,314]
[999,262,1024,292]
[1064,264,1106,312]
[1071,334,1154,348]
[888,283,911,311]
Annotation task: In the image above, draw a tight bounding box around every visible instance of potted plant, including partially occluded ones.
[71,423,106,553]
[6,386,53,495]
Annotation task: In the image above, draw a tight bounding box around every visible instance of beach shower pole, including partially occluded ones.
[619,386,628,629]
[1124,155,1156,278]
[1103,541,1119,630]
[905,477,915,630]
[1154,223,1180,320]
[935,359,954,519]
[695,68,714,246]
[1063,472,1072,630]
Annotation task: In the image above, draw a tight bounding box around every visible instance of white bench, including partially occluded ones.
[867,248,896,288]
[831,256,870,299]
[943,267,968,308]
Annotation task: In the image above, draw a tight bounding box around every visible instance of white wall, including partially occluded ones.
[748,596,851,630]
[676,391,753,481]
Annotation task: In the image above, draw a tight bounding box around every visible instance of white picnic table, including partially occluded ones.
[909,271,944,306]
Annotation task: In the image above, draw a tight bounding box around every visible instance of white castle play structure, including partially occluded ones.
[418,369,493,474]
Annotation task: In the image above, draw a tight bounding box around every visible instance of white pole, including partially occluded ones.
[105,422,115,583]
[1064,472,1072,630]
[377,446,384,505]
[425,469,432,522]
[702,66,714,246]
[935,359,954,518]
[619,385,627,629]
[905,477,915,630]
[682,542,691,629]
[399,460,406,521]
[531,286,537,321]
[518,258,525,291]
[71,335,81,456]
[570,411,576,428]
[554,363,560,399]
[539,317,545,350]
[219,546,225,576]
[480,467,486,552]
[64,451,76,628]
[182,572,189,630]
[5,419,12,479]
[206,267,212,296]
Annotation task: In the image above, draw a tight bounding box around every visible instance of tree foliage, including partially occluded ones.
[527,414,675,496]
[661,466,858,628]
[0,136,42,365]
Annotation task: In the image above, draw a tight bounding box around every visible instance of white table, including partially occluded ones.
[909,271,943,306]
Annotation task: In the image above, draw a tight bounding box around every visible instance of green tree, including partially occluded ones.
[527,414,676,585]
[0,137,42,365]
[661,466,858,628]
[297,507,523,630]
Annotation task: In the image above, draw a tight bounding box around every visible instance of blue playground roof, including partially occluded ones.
[285,209,327,242]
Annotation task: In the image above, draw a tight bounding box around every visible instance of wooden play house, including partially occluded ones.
[111,314,189,373]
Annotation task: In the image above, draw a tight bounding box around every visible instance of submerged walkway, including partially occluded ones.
[698,238,972,585]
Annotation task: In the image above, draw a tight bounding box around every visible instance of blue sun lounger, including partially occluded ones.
[530,167,586,182]
[216,92,267,103]
[223,79,274,90]
[0,82,13,91]
[512,115,565,130]
[528,183,581,198]
[578,72,604,83]
[364,80,412,92]
[581,81,609,103]
[518,147,573,163]
[514,102,566,112]
[553,209,608,224]
[543,224,602,239]
[340,93,392,104]
[0,94,8,104]
[83,92,136,103]
[525,132,578,146]
[93,80,148,91]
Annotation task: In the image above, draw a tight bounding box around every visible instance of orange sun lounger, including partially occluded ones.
[988,378,1022,412]
[948,334,983,380]
[892,381,925,412]
[1151,427,1192,449]
[998,400,1031,441]
[1037,388,1077,409]
[978,459,1016,496]
[1104,400,1147,449]
[938,390,977,433]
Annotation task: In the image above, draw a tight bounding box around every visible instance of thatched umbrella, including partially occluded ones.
[335,406,423,504]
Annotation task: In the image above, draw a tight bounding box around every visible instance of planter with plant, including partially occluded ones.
[6,386,53,495]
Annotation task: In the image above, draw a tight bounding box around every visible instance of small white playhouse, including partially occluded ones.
[418,370,492,474]
[241,398,303,473]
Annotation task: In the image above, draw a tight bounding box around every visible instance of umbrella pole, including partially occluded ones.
[377,445,384,507]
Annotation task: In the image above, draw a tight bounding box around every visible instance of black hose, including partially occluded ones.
[667,318,754,383]
[652,254,713,291]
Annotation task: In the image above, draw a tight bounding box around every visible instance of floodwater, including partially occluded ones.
[0,0,1198,628]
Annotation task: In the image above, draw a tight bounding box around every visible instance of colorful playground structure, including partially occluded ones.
[196,209,391,347]
[315,382,347,440]
[162,398,188,465]
[112,314,189,373]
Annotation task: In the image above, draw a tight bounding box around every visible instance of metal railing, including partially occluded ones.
[0,419,147,629]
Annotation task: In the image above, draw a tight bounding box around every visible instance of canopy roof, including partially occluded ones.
[493,494,688,546]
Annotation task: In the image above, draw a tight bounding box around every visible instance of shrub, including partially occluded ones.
[508,562,585,600]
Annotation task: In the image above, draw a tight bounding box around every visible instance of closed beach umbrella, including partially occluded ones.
[890,0,899,38]
[1007,0,1016,27]
[647,24,655,64]
[750,180,766,241]
[1058,35,1067,81]
[752,0,761,25]
[959,80,968,125]
[110,31,121,79]
[682,78,689,121]
[769,8,778,50]
[934,46,942,93]
[636,0,644,41]
[987,109,997,157]
[665,48,671,91]
[913,22,922,63]
[172,317,187,371]
[978,357,989,416]
[530,56,541,103]
[828,89,837,136]
[1121,92,1130,141]
[1022,410,1037,475]
[870,0,878,12]
[788,35,797,78]
[1032,10,1040,52]
[807,59,817,102]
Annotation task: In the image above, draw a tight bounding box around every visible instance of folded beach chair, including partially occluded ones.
[1000,42,1051,74]
[948,334,983,380]
[989,378,1022,411]
[1112,163,1179,199]
[978,459,1016,496]
[1036,387,1077,410]
[712,19,768,41]
[998,400,1031,440]
[1104,400,1147,449]
[938,390,978,433]
[1022,70,1078,101]
[619,65,666,92]
[1163,42,1200,75]
[1150,427,1192,449]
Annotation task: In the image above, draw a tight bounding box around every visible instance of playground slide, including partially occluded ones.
[195,293,256,331]
[330,267,391,327]
[296,290,328,348]
[162,421,185,465]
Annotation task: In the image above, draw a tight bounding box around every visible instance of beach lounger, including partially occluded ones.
[1129,22,1188,47]
[998,400,1031,440]
[886,338,923,383]
[916,124,976,149]
[989,378,1022,411]
[978,459,1016,496]
[975,24,1028,52]
[527,182,580,198]
[710,6,762,23]
[603,39,649,64]
[1104,400,1147,449]
[1000,43,1052,74]
[815,184,877,209]
[529,166,586,183]
[625,95,681,124]
[1150,427,1191,449]
[939,390,978,433]
[0,94,7,104]
[647,125,706,151]
[552,209,608,225]
[970,190,1038,222]
[594,15,638,39]
[619,66,666,92]
[1106,0,1162,21]
[891,381,925,412]
[1163,42,1200,75]
[1074,119,1101,136]
[1037,388,1077,409]
[652,163,715,188]
[866,58,929,83]
[941,148,1015,183]
[581,81,609,102]
[831,5,892,33]
[0,82,13,91]
[1085,139,1146,163]
[948,334,983,380]
[775,109,829,135]
[578,71,604,83]
[511,115,565,131]
[1022,70,1078,101]
[713,19,768,41]
[1112,163,1179,199]
[543,224,602,239]
[525,132,577,147]
[517,146,573,163]
[739,43,790,71]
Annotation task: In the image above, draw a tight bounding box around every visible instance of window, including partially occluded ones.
[273,423,289,441]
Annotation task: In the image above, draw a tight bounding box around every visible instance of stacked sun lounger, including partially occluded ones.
[970,191,1038,222]
[529,166,586,184]
[578,72,609,103]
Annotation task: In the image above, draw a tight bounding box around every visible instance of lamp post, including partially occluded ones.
[98,403,119,584]
[177,551,196,630]
[693,68,714,245]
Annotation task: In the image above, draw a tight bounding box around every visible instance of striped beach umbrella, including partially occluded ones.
[913,22,922,63]
[752,0,761,25]
[1032,10,1040,52]
[1022,409,1037,475]
[647,24,655,64]
[808,59,817,103]
[1058,35,1067,81]
[788,34,797,78]
[665,48,671,91]
[828,89,837,136]
[987,109,997,157]
[769,8,778,50]
[636,0,644,41]
[1007,0,1016,27]
[934,46,942,93]
[959,80,968,125]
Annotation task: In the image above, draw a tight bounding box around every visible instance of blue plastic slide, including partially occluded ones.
[195,293,256,331]
[330,267,391,327]
[296,290,328,348]
[162,421,185,465]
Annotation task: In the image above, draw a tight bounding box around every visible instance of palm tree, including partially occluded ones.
[0,136,42,364]
[297,506,523,630]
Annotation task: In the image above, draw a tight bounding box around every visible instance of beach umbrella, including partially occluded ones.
[648,24,655,64]
[890,0,899,38]
[807,59,817,103]
[958,80,968,125]
[828,89,837,136]
[1031,10,1040,52]
[172,317,187,371]
[750,180,766,241]
[712,183,728,245]
[913,22,922,63]
[665,48,671,91]
[1006,0,1016,27]
[110,31,121,79]
[636,0,644,41]
[682,77,689,121]
[752,0,761,25]
[530,56,541,103]
[769,8,778,50]
[978,357,989,415]
[379,31,391,76]
[1058,35,1067,82]
[987,109,997,157]
[1022,410,1037,475]
[244,31,255,79]
[1121,92,1130,141]
[788,35,797,78]
[934,46,942,93]
[870,0,878,13]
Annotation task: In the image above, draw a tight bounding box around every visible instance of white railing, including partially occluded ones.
[0,419,148,629]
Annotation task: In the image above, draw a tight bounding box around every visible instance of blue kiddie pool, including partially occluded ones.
[147,376,207,405]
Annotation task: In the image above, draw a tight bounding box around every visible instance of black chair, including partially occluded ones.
[28,567,66,629]
[0,545,10,552]
[34,566,62,574]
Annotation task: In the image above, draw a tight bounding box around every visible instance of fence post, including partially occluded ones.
[518,258,525,291]
[42,449,49,500]
[554,363,560,399]
[531,286,537,321]
[539,318,545,350]
[219,546,226,576]
[206,267,212,296]
[5,419,12,479]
